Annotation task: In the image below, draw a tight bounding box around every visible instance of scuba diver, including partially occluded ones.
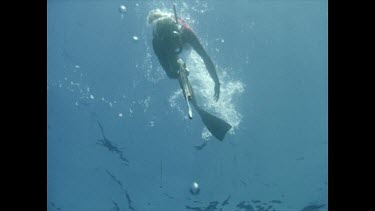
[147,7,232,141]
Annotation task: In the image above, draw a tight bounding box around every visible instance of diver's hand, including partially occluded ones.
[214,82,220,102]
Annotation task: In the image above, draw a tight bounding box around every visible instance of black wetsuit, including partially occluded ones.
[152,16,220,84]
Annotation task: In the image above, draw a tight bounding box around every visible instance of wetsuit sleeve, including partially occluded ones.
[152,38,170,72]
[182,28,220,85]
[152,38,179,78]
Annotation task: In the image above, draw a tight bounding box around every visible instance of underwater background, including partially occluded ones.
[47,0,328,210]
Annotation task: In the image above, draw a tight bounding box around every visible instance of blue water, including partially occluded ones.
[47,0,328,211]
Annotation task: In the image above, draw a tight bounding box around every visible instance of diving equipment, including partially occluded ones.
[177,59,193,119]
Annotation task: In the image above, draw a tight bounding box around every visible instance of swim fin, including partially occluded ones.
[188,84,232,141]
[195,106,232,141]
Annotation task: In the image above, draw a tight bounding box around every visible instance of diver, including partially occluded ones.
[147,7,232,141]
[147,8,220,101]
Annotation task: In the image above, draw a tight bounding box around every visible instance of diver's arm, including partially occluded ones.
[153,38,180,79]
[184,29,221,101]
[152,38,170,72]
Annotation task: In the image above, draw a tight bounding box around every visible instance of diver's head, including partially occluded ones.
[147,9,169,24]
[153,16,183,54]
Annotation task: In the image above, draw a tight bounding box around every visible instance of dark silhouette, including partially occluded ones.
[106,170,125,191]
[163,193,175,199]
[97,120,129,165]
[194,141,208,151]
[270,200,282,204]
[221,195,231,206]
[186,201,219,211]
[49,201,63,211]
[300,204,326,211]
[125,190,136,211]
[112,201,120,211]
[106,170,136,211]
[236,201,254,211]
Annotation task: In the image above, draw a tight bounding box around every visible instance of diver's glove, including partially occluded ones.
[177,59,185,69]
[177,59,189,75]
[214,82,220,102]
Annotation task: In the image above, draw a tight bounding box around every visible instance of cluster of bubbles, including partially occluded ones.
[47,61,153,123]
[168,50,244,138]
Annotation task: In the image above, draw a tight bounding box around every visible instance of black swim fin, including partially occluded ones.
[186,76,231,141]
[195,107,232,141]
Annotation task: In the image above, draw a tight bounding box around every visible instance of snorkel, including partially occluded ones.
[172,4,183,54]
[173,4,178,24]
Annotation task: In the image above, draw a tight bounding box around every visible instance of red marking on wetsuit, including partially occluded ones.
[178,18,193,32]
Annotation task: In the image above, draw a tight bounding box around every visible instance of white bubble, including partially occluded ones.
[193,182,198,188]
[75,65,80,68]
[190,181,200,195]
[119,5,127,13]
[119,113,123,117]
[90,94,94,99]
[221,39,224,43]
[133,36,139,41]
[201,128,212,140]
[109,102,113,107]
